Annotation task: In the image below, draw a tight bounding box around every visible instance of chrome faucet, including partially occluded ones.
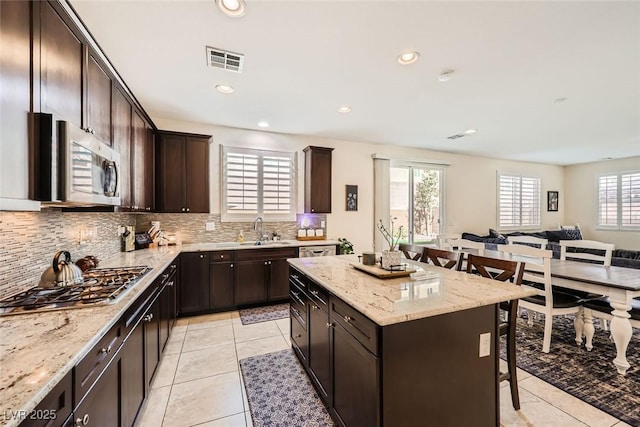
[253,216,267,244]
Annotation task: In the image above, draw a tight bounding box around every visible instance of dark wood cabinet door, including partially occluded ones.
[304,146,333,213]
[332,323,380,427]
[184,137,210,213]
[120,320,145,427]
[308,304,331,400]
[234,260,267,306]
[179,253,210,314]
[73,356,120,427]
[21,371,73,427]
[269,257,292,301]
[144,297,161,388]
[132,110,154,211]
[156,133,185,213]
[113,86,132,208]
[0,0,31,201]
[40,1,83,127]
[210,262,234,309]
[159,283,170,352]
[86,52,112,145]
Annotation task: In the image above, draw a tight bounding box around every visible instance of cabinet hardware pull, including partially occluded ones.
[312,304,319,310]
[230,264,234,268]
[291,291,299,297]
[100,345,112,354]
[310,290,318,296]
[344,315,352,323]
[186,208,190,212]
[326,322,334,329]
[146,207,151,211]
[168,281,174,287]
[220,255,224,258]
[144,313,153,322]
[76,413,90,426]
[162,273,169,280]
[181,208,186,212]
[200,254,204,259]
[295,334,302,338]
[268,261,271,265]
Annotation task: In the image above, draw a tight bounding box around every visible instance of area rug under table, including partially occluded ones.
[504,315,640,425]
[240,349,335,427]
[239,303,289,325]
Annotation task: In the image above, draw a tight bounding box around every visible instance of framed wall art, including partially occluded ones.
[547,191,559,212]
[346,185,358,211]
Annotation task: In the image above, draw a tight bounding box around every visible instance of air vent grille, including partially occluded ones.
[447,134,465,140]
[207,46,244,73]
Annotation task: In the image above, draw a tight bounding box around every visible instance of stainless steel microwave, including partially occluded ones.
[32,113,121,206]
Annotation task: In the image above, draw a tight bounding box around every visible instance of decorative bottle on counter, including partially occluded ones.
[238,230,244,243]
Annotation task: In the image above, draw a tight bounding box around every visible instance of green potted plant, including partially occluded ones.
[338,237,354,255]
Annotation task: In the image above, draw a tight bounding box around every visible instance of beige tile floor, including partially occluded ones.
[136,311,632,427]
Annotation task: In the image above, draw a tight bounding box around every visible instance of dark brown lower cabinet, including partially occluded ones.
[210,261,234,309]
[268,257,292,301]
[73,355,120,427]
[234,259,268,305]
[120,318,144,427]
[290,266,499,427]
[179,252,210,315]
[144,294,161,388]
[20,371,73,427]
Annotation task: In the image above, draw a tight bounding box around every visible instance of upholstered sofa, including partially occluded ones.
[461,229,640,270]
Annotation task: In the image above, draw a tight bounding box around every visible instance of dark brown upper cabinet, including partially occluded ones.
[156,131,210,213]
[112,85,132,209]
[132,109,154,212]
[85,50,113,145]
[304,146,334,213]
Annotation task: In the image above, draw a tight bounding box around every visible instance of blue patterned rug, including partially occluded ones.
[240,349,335,427]
[503,314,640,425]
[239,303,289,325]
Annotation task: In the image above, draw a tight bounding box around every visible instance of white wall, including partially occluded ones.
[565,156,640,249]
[154,117,565,253]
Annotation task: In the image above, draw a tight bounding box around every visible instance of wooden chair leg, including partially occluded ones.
[542,315,552,354]
[507,324,520,410]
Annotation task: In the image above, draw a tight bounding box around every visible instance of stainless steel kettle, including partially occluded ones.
[40,250,84,287]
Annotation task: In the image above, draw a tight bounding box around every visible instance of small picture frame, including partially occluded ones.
[547,191,559,212]
[346,185,358,211]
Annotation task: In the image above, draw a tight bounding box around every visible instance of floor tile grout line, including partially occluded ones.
[186,410,248,427]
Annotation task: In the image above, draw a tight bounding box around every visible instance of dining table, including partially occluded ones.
[477,249,640,375]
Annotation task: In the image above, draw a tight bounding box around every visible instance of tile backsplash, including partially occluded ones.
[0,210,327,298]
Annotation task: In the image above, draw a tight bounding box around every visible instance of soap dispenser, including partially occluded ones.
[238,229,244,243]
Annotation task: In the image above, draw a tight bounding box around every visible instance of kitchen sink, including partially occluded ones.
[213,240,294,248]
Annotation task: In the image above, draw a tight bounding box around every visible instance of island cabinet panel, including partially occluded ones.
[120,319,145,427]
[73,356,120,427]
[307,284,331,401]
[380,305,498,426]
[21,371,73,427]
[179,252,210,315]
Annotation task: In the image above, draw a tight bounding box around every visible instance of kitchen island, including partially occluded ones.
[287,255,536,427]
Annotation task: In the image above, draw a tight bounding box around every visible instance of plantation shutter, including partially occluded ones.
[598,174,618,227]
[498,174,540,229]
[621,172,640,227]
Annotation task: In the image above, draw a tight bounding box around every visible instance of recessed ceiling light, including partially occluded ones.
[438,70,455,82]
[215,84,234,94]
[338,106,352,113]
[553,97,568,103]
[257,121,270,128]
[398,51,419,65]
[216,0,246,17]
[601,157,613,160]
[464,129,477,135]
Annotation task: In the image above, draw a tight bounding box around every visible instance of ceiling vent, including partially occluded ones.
[447,134,466,140]
[206,46,244,73]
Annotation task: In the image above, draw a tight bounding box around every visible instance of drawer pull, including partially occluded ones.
[100,345,112,354]
[311,304,319,310]
[310,290,319,296]
[295,334,303,339]
[76,413,89,426]
[344,315,352,323]
[291,306,300,317]
[162,273,169,281]
[167,280,174,287]
[143,313,153,322]
[326,322,334,329]
[291,274,299,280]
[291,291,299,298]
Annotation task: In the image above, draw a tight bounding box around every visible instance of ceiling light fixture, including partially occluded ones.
[216,0,246,17]
[257,121,270,128]
[553,97,568,104]
[215,84,235,94]
[338,106,352,113]
[438,70,455,82]
[398,51,419,65]
[464,129,477,135]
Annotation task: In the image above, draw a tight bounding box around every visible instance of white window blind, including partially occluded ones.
[598,171,640,230]
[498,174,541,229]
[221,146,296,221]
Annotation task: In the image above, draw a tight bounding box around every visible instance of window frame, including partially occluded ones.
[596,170,640,231]
[220,145,297,222]
[496,172,541,231]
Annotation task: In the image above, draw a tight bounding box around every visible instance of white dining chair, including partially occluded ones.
[507,235,549,249]
[560,239,615,340]
[450,238,485,256]
[498,244,582,353]
[436,233,462,250]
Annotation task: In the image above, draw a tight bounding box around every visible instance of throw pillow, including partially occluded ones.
[563,227,583,240]
[545,230,572,242]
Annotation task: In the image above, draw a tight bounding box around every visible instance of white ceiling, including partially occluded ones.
[70,0,640,166]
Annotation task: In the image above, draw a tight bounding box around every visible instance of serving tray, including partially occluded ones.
[351,262,416,279]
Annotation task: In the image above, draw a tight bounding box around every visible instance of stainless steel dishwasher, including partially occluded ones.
[298,245,337,257]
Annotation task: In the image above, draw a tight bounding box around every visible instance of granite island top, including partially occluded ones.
[288,255,537,326]
[0,239,338,427]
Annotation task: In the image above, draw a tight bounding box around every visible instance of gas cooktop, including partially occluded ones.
[0,266,152,316]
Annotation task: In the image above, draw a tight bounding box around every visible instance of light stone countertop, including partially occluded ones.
[288,255,537,326]
[0,239,338,427]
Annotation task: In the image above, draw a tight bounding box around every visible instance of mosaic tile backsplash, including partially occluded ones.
[0,210,327,298]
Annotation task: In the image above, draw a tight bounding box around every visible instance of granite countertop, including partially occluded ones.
[288,255,537,326]
[0,239,341,426]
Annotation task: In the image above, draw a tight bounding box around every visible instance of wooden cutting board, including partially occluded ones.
[351,262,416,279]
